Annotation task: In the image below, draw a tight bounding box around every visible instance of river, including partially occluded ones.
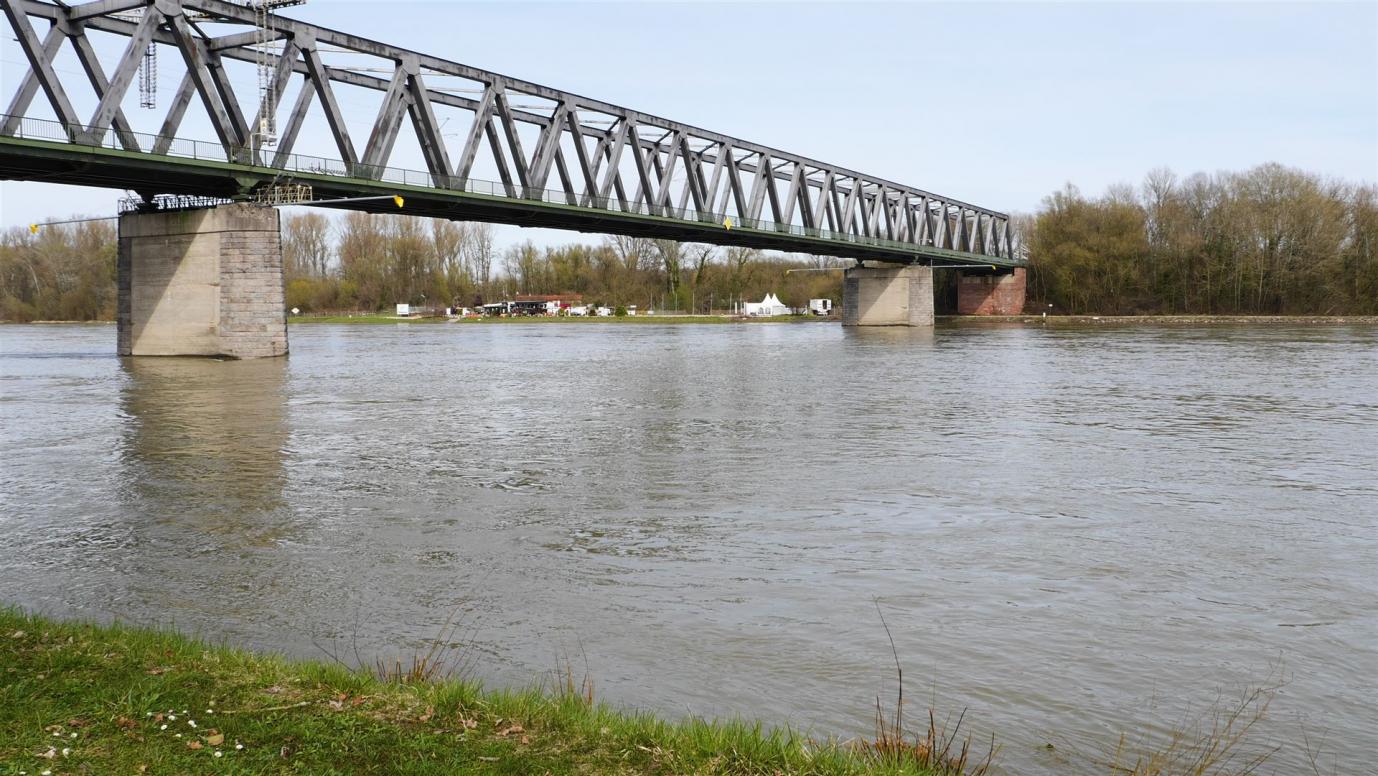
[1,321,1374,774]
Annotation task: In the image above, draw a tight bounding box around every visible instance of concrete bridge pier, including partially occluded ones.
[841,264,934,326]
[117,204,288,359]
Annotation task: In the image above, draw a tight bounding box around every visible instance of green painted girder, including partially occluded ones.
[0,135,1025,269]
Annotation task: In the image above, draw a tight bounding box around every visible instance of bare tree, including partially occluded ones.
[606,234,655,272]
[431,218,469,296]
[282,211,333,278]
[652,239,683,298]
[725,246,760,305]
[388,216,434,304]
[503,241,542,293]
[464,222,496,288]
[337,211,389,309]
[690,244,715,288]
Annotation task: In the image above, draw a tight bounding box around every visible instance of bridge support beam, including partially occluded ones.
[841,264,934,326]
[956,267,1027,316]
[118,204,287,359]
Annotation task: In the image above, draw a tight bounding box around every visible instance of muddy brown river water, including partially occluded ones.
[1,321,1375,773]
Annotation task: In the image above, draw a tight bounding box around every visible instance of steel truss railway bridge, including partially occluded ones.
[1,0,1028,356]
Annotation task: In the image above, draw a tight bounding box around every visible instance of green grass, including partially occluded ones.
[289,314,831,325]
[0,608,957,775]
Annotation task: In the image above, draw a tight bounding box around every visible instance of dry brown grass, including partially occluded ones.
[857,705,996,776]
[372,607,479,684]
[1104,683,1281,776]
[851,601,997,775]
[551,645,596,707]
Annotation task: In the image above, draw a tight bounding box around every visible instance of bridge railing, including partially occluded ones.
[3,114,1006,262]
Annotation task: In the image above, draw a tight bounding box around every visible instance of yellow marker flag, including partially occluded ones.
[30,224,39,234]
[393,195,405,208]
[723,216,733,230]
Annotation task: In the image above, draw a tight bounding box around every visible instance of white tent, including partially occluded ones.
[743,293,791,317]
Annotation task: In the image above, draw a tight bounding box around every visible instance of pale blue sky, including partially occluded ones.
[2,0,1375,249]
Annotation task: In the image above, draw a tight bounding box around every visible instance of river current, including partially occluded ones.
[1,321,1374,773]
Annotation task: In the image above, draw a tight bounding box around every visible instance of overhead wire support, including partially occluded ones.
[138,40,156,108]
[247,0,306,151]
[111,8,157,109]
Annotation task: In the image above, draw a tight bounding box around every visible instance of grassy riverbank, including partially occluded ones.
[0,609,977,775]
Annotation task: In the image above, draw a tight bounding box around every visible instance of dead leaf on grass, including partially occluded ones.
[116,717,137,730]
[206,733,224,746]
[418,706,434,723]
[186,741,203,750]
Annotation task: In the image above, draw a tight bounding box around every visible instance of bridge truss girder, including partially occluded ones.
[1,0,1018,265]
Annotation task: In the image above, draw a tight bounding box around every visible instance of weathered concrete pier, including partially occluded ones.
[117,204,287,359]
[841,265,934,326]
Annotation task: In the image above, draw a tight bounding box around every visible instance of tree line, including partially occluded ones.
[2,162,1373,321]
[1027,163,1377,315]
[0,219,116,322]
[281,211,843,314]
